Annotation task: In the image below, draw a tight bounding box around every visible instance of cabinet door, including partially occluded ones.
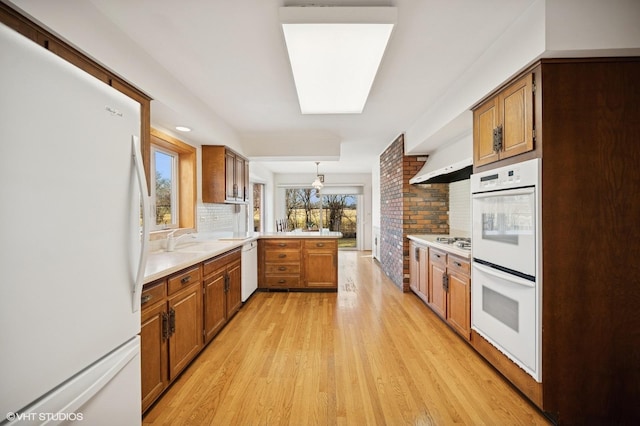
[409,243,429,301]
[226,259,242,318]
[447,270,471,340]
[140,301,168,413]
[305,250,337,287]
[428,250,447,319]
[168,283,202,380]
[202,146,226,204]
[235,156,245,201]
[501,73,534,159]
[473,97,501,166]
[225,151,236,201]
[304,240,337,288]
[203,268,227,344]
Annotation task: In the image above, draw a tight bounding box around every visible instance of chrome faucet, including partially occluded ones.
[166,230,196,252]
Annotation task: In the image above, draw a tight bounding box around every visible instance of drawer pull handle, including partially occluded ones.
[180,276,191,285]
[278,266,287,271]
[278,254,287,258]
[278,243,286,247]
[278,279,286,284]
[455,262,462,267]
[316,243,324,247]
[141,294,152,305]
[435,254,441,258]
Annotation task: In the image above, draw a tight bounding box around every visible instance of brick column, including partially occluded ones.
[380,135,449,291]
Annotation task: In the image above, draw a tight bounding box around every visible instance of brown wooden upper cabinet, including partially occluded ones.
[202,145,249,203]
[473,73,535,167]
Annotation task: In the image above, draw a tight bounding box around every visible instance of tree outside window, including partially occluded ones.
[152,146,178,229]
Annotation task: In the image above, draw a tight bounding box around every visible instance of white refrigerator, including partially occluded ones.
[0,21,148,425]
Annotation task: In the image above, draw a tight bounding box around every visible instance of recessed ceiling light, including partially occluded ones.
[280,7,396,115]
[175,126,192,132]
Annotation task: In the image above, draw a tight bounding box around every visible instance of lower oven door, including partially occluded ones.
[471,261,540,381]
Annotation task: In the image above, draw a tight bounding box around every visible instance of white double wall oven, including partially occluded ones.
[471,158,542,382]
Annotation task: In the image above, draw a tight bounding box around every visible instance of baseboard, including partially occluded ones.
[470,330,543,409]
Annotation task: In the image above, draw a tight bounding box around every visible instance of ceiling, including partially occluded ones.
[9,0,538,174]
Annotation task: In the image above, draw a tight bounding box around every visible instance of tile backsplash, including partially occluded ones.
[449,179,471,235]
[148,203,247,252]
[197,203,247,234]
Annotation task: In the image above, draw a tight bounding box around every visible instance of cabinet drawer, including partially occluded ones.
[447,255,470,275]
[429,248,447,264]
[263,239,301,250]
[265,263,301,274]
[265,276,301,288]
[304,239,337,249]
[141,280,166,310]
[265,251,301,262]
[203,249,241,276]
[168,266,202,295]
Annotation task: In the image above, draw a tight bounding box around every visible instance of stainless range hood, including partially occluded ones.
[409,136,472,184]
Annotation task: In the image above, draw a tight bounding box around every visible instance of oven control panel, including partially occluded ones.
[471,158,540,192]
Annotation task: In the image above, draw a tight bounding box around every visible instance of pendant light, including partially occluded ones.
[312,161,324,191]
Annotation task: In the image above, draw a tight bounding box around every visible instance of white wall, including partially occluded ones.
[249,162,276,232]
[274,172,372,250]
[545,0,640,54]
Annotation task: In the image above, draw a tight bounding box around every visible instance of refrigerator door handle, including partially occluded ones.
[132,136,150,312]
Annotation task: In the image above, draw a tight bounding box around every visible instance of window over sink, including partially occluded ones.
[152,145,178,230]
[148,128,197,232]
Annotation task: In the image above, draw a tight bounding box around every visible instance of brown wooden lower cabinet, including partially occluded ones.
[203,249,241,344]
[445,254,471,339]
[259,238,338,290]
[303,239,337,288]
[140,280,168,413]
[410,244,471,341]
[140,248,242,414]
[427,248,447,319]
[167,280,202,379]
[409,241,428,303]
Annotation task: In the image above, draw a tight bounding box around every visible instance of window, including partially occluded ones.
[283,188,358,249]
[148,129,197,232]
[151,145,179,229]
[253,183,265,232]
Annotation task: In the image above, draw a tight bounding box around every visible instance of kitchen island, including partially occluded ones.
[259,232,342,291]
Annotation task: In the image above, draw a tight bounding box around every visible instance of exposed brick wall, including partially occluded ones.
[380,135,449,291]
[379,135,404,289]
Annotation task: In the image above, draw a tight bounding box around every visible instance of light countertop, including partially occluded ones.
[144,232,342,284]
[258,231,343,239]
[407,234,471,259]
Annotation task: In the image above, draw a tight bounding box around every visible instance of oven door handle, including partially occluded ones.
[473,262,535,288]
[472,187,535,199]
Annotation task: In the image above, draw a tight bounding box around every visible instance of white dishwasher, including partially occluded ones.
[241,240,258,302]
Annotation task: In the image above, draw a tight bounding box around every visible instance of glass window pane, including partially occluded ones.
[153,149,177,227]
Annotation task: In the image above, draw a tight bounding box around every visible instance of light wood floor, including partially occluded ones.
[143,251,550,425]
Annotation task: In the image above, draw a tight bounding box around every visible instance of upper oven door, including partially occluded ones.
[472,187,536,277]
